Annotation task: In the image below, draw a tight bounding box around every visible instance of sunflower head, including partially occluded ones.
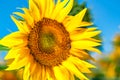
[28,18,71,66]
[0,0,101,80]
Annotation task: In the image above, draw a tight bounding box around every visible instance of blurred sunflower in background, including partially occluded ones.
[88,34,120,80]
[0,0,101,80]
[106,34,120,80]
[0,69,24,80]
[0,71,17,80]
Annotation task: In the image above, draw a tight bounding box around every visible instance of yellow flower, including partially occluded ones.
[0,0,101,80]
[0,71,17,80]
[106,35,120,79]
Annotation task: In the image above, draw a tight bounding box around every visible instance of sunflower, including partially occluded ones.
[0,71,17,80]
[0,0,101,80]
[106,35,120,79]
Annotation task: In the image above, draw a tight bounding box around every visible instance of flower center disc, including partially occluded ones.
[28,18,71,66]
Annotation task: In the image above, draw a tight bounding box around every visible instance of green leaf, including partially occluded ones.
[0,45,9,51]
[0,65,8,70]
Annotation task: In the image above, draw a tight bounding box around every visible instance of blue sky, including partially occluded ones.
[0,0,120,59]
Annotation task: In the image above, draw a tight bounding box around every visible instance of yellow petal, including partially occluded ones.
[71,52,83,59]
[36,64,42,80]
[62,59,89,80]
[23,63,30,80]
[47,73,53,80]
[4,47,20,60]
[13,12,24,18]
[69,73,74,80]
[70,31,101,40]
[81,60,96,68]
[59,65,70,80]
[13,9,34,28]
[45,0,54,18]
[22,22,31,32]
[30,63,42,80]
[86,47,102,54]
[86,27,97,31]
[71,40,101,49]
[6,55,28,70]
[75,64,92,73]
[31,69,40,80]
[70,49,94,60]
[22,8,34,27]
[65,8,87,32]
[6,47,30,70]
[34,0,46,18]
[87,38,101,42]
[79,22,93,27]
[0,32,27,48]
[68,56,94,73]
[50,0,69,19]
[11,16,29,33]
[63,16,73,24]
[29,0,41,22]
[30,62,37,75]
[56,0,73,22]
[70,28,87,35]
[18,21,31,33]
[46,67,56,80]
[53,66,68,80]
[41,66,46,80]
[30,77,32,80]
